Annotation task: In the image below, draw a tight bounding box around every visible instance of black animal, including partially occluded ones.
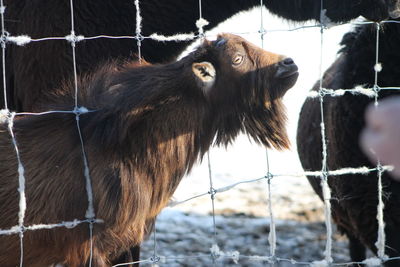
[0,33,298,267]
[297,20,400,266]
[1,0,394,111]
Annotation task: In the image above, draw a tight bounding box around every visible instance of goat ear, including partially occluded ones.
[192,62,216,93]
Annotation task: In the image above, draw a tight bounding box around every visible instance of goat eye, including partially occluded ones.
[232,54,244,66]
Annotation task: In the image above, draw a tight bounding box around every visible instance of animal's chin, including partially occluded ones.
[280,71,299,88]
[273,71,299,98]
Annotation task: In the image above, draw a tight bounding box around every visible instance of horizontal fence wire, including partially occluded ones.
[3,20,400,47]
[0,1,399,266]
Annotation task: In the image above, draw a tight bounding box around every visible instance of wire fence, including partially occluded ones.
[0,0,400,266]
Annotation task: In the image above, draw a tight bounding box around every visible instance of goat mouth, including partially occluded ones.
[280,71,299,87]
[275,66,299,79]
[270,71,299,100]
[278,71,299,82]
[287,71,299,81]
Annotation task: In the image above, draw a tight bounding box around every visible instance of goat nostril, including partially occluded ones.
[282,57,295,65]
[276,57,298,78]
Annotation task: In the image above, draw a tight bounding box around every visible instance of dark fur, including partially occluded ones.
[0,33,297,266]
[297,20,400,266]
[1,0,392,111]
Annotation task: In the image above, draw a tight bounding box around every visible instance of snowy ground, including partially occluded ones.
[138,7,362,267]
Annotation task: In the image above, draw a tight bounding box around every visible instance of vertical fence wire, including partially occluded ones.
[317,0,333,264]
[198,0,203,24]
[7,111,26,267]
[259,0,265,48]
[266,151,277,264]
[0,1,27,266]
[197,1,218,264]
[259,0,276,263]
[68,0,96,265]
[196,0,208,38]
[151,222,160,264]
[373,23,381,107]
[134,0,143,62]
[207,152,218,266]
[0,0,7,110]
[372,22,387,261]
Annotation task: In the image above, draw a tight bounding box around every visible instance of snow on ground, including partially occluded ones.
[141,7,358,266]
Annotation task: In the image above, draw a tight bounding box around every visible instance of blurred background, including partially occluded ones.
[141,6,359,266]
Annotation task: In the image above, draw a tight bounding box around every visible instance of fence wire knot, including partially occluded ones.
[73,106,89,116]
[0,30,9,48]
[373,84,381,94]
[265,172,273,181]
[258,29,267,36]
[319,89,327,98]
[196,18,209,39]
[210,244,221,261]
[66,31,84,46]
[208,188,217,200]
[19,225,26,233]
[150,255,160,263]
[135,33,145,42]
[268,255,277,264]
[376,163,384,174]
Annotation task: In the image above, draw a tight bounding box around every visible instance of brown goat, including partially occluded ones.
[0,33,298,266]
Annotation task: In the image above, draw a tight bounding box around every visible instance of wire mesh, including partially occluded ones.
[0,0,399,266]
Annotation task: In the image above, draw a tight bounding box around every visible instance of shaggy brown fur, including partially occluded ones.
[0,33,298,266]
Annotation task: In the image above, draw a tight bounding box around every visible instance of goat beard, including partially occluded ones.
[244,99,289,150]
[213,98,289,150]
